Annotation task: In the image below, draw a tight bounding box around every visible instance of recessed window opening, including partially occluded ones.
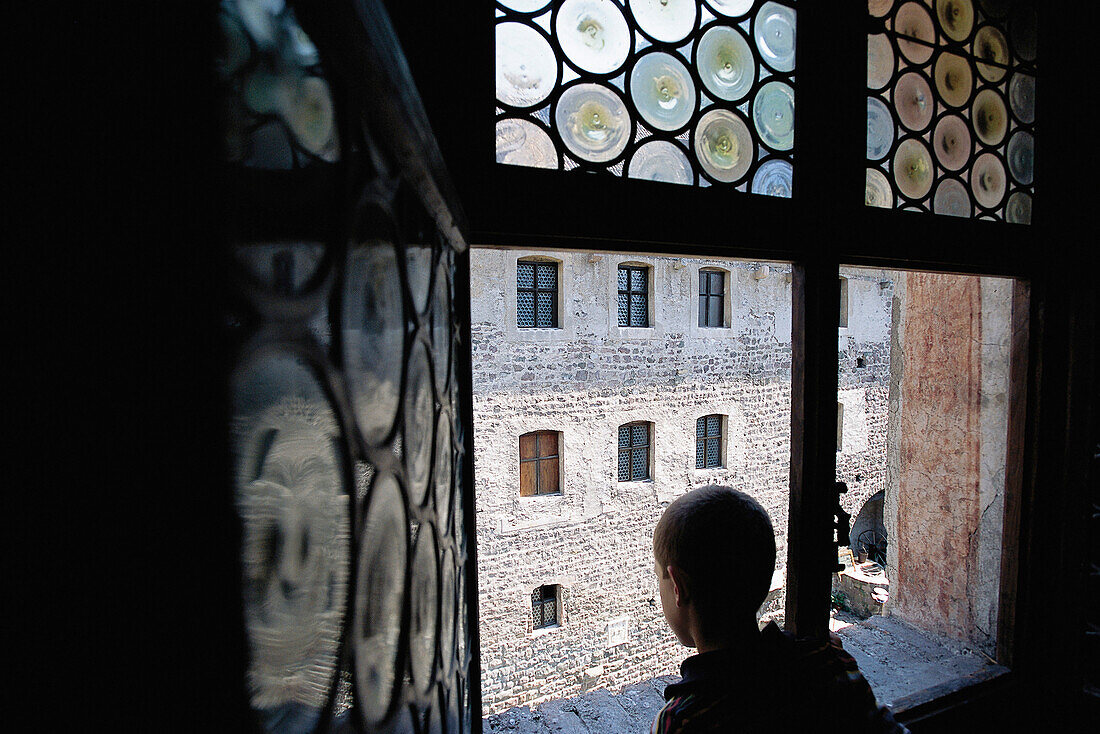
[532,585,560,630]
[519,430,560,496]
[618,422,652,481]
[832,266,1019,713]
[699,270,725,328]
[517,259,558,328]
[696,415,724,468]
[618,265,649,327]
[472,249,794,721]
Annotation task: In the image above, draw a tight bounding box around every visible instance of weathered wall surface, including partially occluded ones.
[886,273,1011,654]
[472,249,894,712]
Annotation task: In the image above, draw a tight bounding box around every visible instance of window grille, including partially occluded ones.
[618,422,650,481]
[618,266,649,327]
[699,270,725,327]
[532,585,559,629]
[696,415,723,468]
[517,260,558,328]
[519,431,561,496]
[495,0,797,194]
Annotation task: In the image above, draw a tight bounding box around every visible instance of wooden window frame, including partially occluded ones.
[617,265,649,328]
[699,270,725,328]
[519,430,560,497]
[517,259,558,329]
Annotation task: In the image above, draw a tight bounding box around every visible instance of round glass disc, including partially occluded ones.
[1007,130,1034,185]
[971,152,1006,208]
[555,83,631,162]
[630,0,696,44]
[972,88,1007,146]
[707,0,754,17]
[893,138,934,200]
[934,52,973,108]
[753,80,795,151]
[866,168,894,208]
[630,51,696,131]
[867,34,894,90]
[751,158,793,198]
[555,0,631,74]
[1009,73,1036,124]
[933,114,971,171]
[628,140,693,184]
[694,109,753,182]
[697,25,756,102]
[754,2,796,72]
[496,22,558,108]
[895,3,935,64]
[866,96,895,161]
[894,72,933,132]
[1006,191,1032,224]
[935,0,974,42]
[496,118,558,169]
[933,177,971,217]
[974,25,1009,82]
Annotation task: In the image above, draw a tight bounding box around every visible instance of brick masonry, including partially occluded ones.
[471,248,894,713]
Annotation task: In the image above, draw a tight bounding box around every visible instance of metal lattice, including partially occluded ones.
[495,0,797,194]
[865,0,1036,222]
[219,1,474,731]
[696,414,723,468]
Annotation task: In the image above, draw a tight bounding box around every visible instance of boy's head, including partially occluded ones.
[653,485,776,647]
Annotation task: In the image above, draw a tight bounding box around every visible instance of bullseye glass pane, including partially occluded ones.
[866,0,1036,221]
[233,353,350,731]
[495,0,797,194]
[631,448,647,479]
[706,437,720,467]
[631,424,648,447]
[618,449,630,480]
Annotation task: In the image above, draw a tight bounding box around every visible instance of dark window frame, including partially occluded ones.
[517,259,559,328]
[699,269,725,328]
[696,415,723,468]
[531,584,559,629]
[519,430,560,496]
[617,265,649,328]
[618,421,651,481]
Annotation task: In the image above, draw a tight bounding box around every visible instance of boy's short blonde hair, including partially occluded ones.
[653,485,776,624]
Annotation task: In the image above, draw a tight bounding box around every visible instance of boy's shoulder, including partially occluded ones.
[652,624,909,734]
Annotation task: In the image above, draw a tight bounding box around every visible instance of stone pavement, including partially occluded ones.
[484,675,677,734]
[486,614,1008,732]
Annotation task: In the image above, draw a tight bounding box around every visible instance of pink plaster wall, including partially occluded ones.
[894,272,982,641]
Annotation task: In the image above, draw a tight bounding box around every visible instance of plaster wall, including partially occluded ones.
[885,272,1012,654]
[472,249,895,712]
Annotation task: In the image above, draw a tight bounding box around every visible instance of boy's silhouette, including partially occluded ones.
[651,485,907,733]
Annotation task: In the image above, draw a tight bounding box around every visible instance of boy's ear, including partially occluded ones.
[666,565,690,607]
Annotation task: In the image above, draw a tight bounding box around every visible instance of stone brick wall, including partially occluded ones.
[471,249,894,713]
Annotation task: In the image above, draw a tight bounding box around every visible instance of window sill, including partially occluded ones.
[530,623,561,637]
[519,492,563,499]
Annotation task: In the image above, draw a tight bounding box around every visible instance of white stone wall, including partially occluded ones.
[472,249,893,713]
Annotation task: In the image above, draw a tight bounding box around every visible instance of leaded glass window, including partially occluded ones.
[699,269,725,327]
[532,585,559,628]
[618,422,651,480]
[865,0,1036,222]
[517,260,559,327]
[496,1,797,195]
[696,414,723,468]
[618,265,649,327]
